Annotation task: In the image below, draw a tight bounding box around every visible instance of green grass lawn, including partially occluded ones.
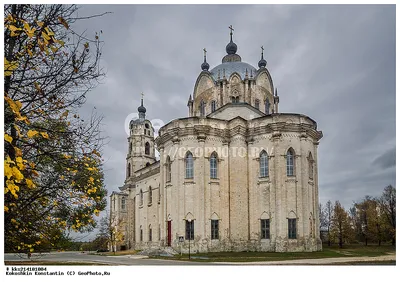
[155,244,396,263]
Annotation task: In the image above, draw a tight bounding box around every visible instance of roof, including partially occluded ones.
[210,61,257,81]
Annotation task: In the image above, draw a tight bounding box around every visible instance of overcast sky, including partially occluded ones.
[73,4,395,213]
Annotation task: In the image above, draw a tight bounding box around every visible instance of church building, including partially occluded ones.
[110,27,323,252]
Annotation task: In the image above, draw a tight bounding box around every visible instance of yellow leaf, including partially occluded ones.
[44,27,54,36]
[12,166,24,182]
[4,134,13,143]
[27,130,39,138]
[4,58,19,76]
[58,17,69,29]
[4,206,9,213]
[7,25,21,32]
[14,147,22,157]
[26,179,36,189]
[27,49,33,57]
[36,20,44,27]
[40,132,49,139]
[4,164,13,179]
[41,31,50,41]
[11,218,17,224]
[23,22,36,38]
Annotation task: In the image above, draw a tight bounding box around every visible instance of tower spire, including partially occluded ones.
[258,45,267,68]
[201,47,210,71]
[138,92,146,120]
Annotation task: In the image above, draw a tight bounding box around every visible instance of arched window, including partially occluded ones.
[308,152,314,179]
[121,197,126,210]
[211,100,216,113]
[145,142,150,155]
[210,152,218,179]
[260,150,269,177]
[255,99,260,110]
[140,225,143,242]
[127,163,131,177]
[166,156,171,182]
[149,225,152,242]
[140,189,143,206]
[265,98,270,114]
[200,100,206,116]
[148,186,152,204]
[287,148,295,176]
[185,152,194,179]
[145,123,149,129]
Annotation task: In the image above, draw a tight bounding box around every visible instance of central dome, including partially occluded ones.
[210,61,257,81]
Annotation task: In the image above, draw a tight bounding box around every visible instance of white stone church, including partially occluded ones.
[110,28,323,253]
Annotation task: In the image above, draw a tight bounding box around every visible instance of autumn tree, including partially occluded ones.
[331,201,353,248]
[324,200,333,246]
[4,4,108,253]
[98,212,125,254]
[378,185,396,245]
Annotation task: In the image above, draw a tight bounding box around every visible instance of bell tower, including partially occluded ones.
[126,94,156,181]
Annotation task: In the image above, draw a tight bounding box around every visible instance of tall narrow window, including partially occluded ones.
[185,220,194,240]
[308,152,314,179]
[261,219,270,239]
[265,98,270,114]
[200,100,206,116]
[121,197,126,210]
[211,220,219,240]
[287,148,295,176]
[210,152,218,179]
[211,100,216,113]
[259,150,268,178]
[185,152,194,179]
[129,142,132,153]
[148,187,152,204]
[127,163,131,177]
[158,224,161,241]
[255,99,260,110]
[149,225,152,242]
[288,219,297,239]
[166,156,171,182]
[140,226,143,242]
[145,142,150,155]
[140,189,143,206]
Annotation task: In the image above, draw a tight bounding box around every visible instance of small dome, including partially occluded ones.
[258,58,267,68]
[138,104,146,113]
[226,40,237,55]
[201,61,210,71]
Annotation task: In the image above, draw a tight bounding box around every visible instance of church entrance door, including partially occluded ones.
[167,221,172,246]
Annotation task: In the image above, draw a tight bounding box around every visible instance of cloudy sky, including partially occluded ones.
[73,4,395,212]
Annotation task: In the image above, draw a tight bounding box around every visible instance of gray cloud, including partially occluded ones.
[72,4,395,217]
[373,147,396,169]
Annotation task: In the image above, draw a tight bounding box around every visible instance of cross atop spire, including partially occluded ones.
[203,48,207,61]
[261,46,264,59]
[229,25,234,40]
[201,47,210,71]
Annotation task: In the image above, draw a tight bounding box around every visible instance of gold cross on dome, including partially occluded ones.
[261,46,264,52]
[203,48,207,56]
[229,25,234,33]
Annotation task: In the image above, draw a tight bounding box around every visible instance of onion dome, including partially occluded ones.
[201,48,210,71]
[258,46,267,68]
[138,94,146,119]
[226,25,237,55]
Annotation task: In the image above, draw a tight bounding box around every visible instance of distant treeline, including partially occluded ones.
[319,185,396,247]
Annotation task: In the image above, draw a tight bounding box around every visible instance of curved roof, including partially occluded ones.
[210,61,257,81]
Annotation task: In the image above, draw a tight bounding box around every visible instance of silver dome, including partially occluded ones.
[210,61,257,81]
